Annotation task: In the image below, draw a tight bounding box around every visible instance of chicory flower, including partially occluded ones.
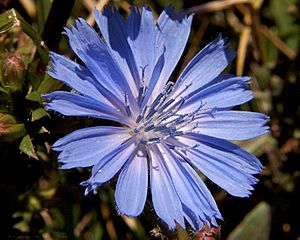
[44,5,269,230]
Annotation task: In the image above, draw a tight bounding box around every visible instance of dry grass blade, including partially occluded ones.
[84,0,110,26]
[180,18,209,73]
[237,26,251,76]
[82,0,97,12]
[74,212,94,237]
[236,4,252,75]
[185,0,250,14]
[258,25,296,60]
[18,0,37,18]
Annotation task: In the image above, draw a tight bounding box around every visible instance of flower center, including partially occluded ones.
[127,80,216,147]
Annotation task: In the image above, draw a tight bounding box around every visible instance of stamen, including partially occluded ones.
[155,98,186,124]
[139,65,148,80]
[169,82,192,102]
[137,83,145,104]
[144,82,174,120]
[164,82,174,95]
[146,137,163,145]
[155,98,175,112]
[192,106,217,120]
[145,93,164,119]
[136,105,148,124]
[144,122,155,132]
[124,92,132,116]
[173,144,200,153]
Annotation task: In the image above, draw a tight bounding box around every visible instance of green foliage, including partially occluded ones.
[0,113,26,142]
[19,134,38,159]
[0,9,49,62]
[227,202,271,240]
[176,222,191,240]
[26,76,63,103]
[267,0,300,52]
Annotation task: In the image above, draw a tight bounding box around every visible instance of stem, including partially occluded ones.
[41,0,75,51]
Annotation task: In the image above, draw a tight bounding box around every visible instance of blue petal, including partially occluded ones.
[158,144,221,227]
[43,91,129,125]
[94,7,140,93]
[91,139,137,183]
[149,145,185,230]
[65,19,137,110]
[181,133,263,172]
[127,7,156,85]
[172,36,236,98]
[182,204,202,230]
[126,6,141,40]
[81,139,137,195]
[48,52,110,104]
[179,133,263,197]
[140,52,165,108]
[52,126,131,169]
[52,126,130,150]
[152,5,193,98]
[115,148,148,216]
[193,111,269,140]
[179,76,253,113]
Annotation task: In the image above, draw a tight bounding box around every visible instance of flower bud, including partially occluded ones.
[0,53,26,92]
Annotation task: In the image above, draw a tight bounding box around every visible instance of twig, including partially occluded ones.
[236,4,252,75]
[18,0,36,18]
[226,10,243,33]
[73,212,94,237]
[119,1,131,14]
[85,0,110,26]
[258,25,296,60]
[237,26,251,75]
[82,0,97,12]
[40,208,55,227]
[185,0,250,14]
[180,18,209,73]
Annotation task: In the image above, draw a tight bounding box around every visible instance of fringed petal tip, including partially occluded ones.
[94,4,118,18]
[164,4,193,22]
[207,34,236,62]
[80,180,100,196]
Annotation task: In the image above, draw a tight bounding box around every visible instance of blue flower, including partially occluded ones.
[44,5,269,230]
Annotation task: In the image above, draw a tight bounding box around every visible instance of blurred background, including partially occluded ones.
[0,0,299,239]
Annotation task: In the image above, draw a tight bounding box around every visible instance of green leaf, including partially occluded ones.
[176,221,191,240]
[25,91,43,102]
[37,76,64,94]
[227,202,271,240]
[38,126,50,134]
[31,108,48,121]
[0,8,16,33]
[37,0,52,33]
[26,76,63,103]
[19,134,38,159]
[28,196,41,211]
[0,113,26,142]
